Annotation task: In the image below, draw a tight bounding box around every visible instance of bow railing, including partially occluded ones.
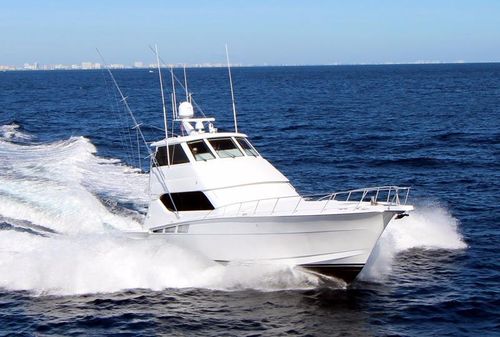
[203,186,411,218]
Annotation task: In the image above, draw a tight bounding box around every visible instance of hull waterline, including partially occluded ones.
[149,211,401,283]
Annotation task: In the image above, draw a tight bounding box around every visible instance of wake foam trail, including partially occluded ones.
[0,130,321,295]
[0,123,33,142]
[359,203,467,281]
[0,231,320,295]
[0,125,466,294]
[0,132,148,233]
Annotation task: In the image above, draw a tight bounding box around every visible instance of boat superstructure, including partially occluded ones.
[143,98,413,282]
[104,49,413,283]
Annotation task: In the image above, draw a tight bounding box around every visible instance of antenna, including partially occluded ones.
[183,64,189,101]
[148,45,209,119]
[171,93,175,136]
[155,46,169,135]
[225,44,238,133]
[155,44,170,166]
[171,66,178,119]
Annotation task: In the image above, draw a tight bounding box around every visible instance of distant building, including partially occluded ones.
[134,61,144,68]
[0,65,16,71]
[81,62,93,70]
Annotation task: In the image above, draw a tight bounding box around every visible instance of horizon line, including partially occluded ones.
[2,60,500,72]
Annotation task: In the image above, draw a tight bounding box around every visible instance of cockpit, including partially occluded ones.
[153,136,259,167]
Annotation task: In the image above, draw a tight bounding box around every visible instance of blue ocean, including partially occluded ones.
[0,64,498,336]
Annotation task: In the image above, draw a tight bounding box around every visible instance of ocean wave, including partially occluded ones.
[0,122,33,142]
[0,125,467,295]
[0,130,148,233]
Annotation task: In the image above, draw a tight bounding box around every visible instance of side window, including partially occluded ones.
[160,192,214,211]
[154,144,189,166]
[208,138,244,158]
[187,140,215,161]
[236,138,259,157]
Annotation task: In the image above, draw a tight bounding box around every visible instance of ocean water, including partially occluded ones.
[0,64,498,336]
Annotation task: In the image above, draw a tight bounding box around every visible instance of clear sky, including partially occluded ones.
[1,0,499,66]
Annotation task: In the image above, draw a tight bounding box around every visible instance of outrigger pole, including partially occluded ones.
[155,44,170,166]
[225,44,238,133]
[97,48,180,217]
[155,45,169,140]
[96,48,151,157]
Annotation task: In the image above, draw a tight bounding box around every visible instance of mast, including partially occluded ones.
[225,44,238,133]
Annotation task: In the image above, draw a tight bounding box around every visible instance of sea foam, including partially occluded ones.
[0,129,467,295]
[0,123,33,142]
[359,203,467,281]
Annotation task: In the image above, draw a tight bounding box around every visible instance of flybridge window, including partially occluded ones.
[187,140,215,161]
[236,138,259,157]
[160,192,214,211]
[154,144,189,166]
[208,138,244,158]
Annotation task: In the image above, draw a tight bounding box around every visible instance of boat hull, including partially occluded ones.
[299,264,364,283]
[150,211,398,282]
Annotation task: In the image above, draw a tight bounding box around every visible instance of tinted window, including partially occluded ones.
[187,140,215,161]
[160,192,214,211]
[236,138,259,156]
[155,144,189,166]
[208,138,244,158]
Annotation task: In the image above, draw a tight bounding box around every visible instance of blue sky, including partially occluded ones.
[1,0,499,66]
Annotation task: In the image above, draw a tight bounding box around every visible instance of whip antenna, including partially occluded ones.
[225,44,238,133]
[155,44,169,142]
[171,66,178,119]
[155,44,170,167]
[183,64,189,101]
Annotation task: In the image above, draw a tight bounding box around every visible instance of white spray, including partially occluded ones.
[0,124,467,295]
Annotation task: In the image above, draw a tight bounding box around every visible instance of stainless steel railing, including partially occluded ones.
[203,186,411,218]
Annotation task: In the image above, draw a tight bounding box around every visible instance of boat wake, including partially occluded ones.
[0,125,467,295]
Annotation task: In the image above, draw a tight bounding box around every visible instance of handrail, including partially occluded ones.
[202,186,411,219]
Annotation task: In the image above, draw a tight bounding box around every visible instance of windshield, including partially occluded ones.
[208,138,244,158]
[154,144,190,166]
[236,137,259,157]
[187,140,215,161]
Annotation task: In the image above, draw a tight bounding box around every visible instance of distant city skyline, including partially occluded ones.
[0,60,248,71]
[1,0,499,67]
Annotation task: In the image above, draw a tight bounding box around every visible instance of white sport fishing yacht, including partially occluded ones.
[108,50,413,283]
[143,100,413,283]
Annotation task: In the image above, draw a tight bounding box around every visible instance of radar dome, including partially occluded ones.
[178,101,194,118]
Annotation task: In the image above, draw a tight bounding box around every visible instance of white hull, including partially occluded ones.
[103,66,414,284]
[150,210,398,282]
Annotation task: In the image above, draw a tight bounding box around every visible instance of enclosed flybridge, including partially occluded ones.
[144,98,413,283]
